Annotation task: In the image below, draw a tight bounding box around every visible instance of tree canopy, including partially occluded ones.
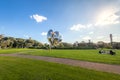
[0,34,120,49]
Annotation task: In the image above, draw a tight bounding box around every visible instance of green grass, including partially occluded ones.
[23,49,120,65]
[0,48,35,54]
[0,56,120,80]
[1,49,120,65]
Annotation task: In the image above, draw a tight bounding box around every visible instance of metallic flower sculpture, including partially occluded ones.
[47,29,62,48]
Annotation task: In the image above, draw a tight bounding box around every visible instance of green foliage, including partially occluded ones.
[0,56,120,80]
[0,35,120,49]
[0,36,43,49]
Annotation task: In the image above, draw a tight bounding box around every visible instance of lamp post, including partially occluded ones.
[110,34,113,48]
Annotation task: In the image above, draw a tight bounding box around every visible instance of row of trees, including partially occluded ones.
[44,41,120,49]
[0,35,120,49]
[0,35,43,49]
[72,41,120,49]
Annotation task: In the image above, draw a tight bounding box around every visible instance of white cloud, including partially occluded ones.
[70,24,92,31]
[113,36,120,42]
[70,24,86,31]
[41,32,47,36]
[94,34,120,43]
[30,14,47,23]
[95,36,110,43]
[70,8,120,31]
[88,31,94,35]
[23,35,29,38]
[96,36,105,39]
[113,34,120,42]
[95,8,120,26]
[86,24,93,28]
[82,36,92,40]
[70,7,120,31]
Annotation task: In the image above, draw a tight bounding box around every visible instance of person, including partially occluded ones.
[109,50,116,55]
[99,50,102,54]
[99,50,104,54]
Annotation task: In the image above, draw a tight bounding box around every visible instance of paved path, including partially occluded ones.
[0,53,120,74]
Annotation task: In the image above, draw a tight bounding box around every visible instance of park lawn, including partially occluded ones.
[0,49,120,65]
[23,49,120,65]
[0,48,36,54]
[0,56,120,80]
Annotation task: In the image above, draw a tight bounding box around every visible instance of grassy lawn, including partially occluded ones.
[0,49,120,65]
[22,49,120,65]
[0,56,120,80]
[0,48,35,54]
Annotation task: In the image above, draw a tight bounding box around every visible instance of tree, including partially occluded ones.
[62,42,73,49]
[112,42,120,49]
[33,40,43,48]
[57,43,64,48]
[0,34,43,49]
[97,41,105,48]
[43,43,50,49]
[73,41,79,48]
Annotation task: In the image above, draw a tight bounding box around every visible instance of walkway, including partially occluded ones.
[0,53,120,74]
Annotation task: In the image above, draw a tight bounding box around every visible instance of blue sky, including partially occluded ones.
[0,0,120,43]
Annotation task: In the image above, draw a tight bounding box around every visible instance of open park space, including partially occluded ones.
[0,49,120,80]
[0,0,120,80]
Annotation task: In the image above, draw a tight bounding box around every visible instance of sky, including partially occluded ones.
[0,0,120,43]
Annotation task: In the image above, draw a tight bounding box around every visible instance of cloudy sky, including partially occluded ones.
[0,0,120,43]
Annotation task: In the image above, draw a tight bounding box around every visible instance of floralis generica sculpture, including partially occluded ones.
[47,29,62,49]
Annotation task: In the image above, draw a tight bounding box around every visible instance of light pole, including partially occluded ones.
[110,34,113,48]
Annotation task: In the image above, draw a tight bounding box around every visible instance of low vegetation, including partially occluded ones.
[0,56,120,80]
